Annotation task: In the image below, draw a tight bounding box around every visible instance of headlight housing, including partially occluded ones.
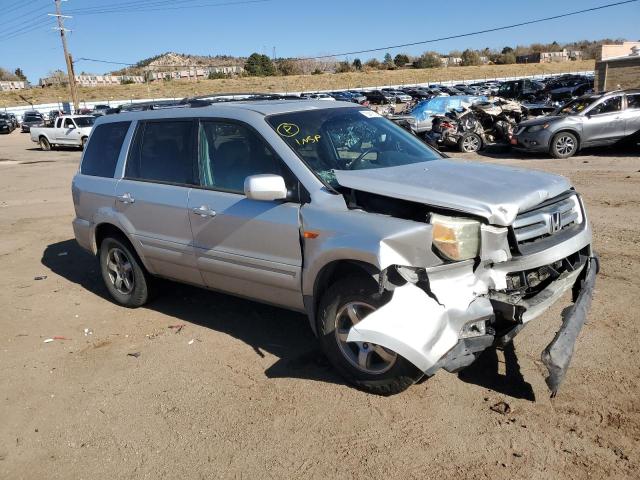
[527,123,549,133]
[430,214,481,261]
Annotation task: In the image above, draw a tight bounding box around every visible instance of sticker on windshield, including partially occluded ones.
[359,110,381,118]
[276,122,300,138]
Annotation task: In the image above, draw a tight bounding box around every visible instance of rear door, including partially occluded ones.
[581,95,626,146]
[115,119,202,285]
[188,119,304,310]
[623,92,640,137]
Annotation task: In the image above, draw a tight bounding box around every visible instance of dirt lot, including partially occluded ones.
[0,128,638,479]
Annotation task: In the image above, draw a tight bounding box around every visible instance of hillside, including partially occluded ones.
[110,52,244,75]
[0,60,595,108]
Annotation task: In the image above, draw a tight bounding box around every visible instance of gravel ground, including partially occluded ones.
[0,129,638,479]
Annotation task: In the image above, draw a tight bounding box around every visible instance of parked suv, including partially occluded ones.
[73,99,597,395]
[513,90,640,158]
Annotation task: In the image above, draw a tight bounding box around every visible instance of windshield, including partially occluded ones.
[266,108,442,187]
[555,96,598,115]
[74,117,96,127]
[24,114,42,121]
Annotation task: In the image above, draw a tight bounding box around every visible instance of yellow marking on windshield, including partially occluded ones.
[276,122,300,137]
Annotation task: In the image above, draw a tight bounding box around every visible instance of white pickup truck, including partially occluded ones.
[30,115,96,150]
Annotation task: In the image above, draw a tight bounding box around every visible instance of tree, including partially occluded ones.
[414,52,442,69]
[461,49,482,66]
[501,46,514,55]
[364,58,380,70]
[336,61,352,73]
[394,53,410,67]
[14,68,26,81]
[383,53,395,69]
[277,59,302,76]
[244,53,276,76]
[352,58,362,70]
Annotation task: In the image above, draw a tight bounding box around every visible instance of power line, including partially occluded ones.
[0,3,50,32]
[299,0,640,59]
[66,0,227,14]
[66,0,271,15]
[0,18,55,42]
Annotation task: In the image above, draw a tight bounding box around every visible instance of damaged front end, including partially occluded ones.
[345,205,597,397]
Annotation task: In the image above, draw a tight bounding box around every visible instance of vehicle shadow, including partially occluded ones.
[41,239,343,387]
[457,343,536,401]
[477,143,639,160]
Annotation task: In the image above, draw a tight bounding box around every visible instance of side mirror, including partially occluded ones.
[244,174,287,202]
[68,124,76,129]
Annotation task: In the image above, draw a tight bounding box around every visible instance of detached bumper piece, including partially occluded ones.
[541,256,599,397]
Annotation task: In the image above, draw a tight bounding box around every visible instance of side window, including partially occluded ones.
[126,120,196,185]
[198,121,297,195]
[64,118,74,128]
[590,96,622,115]
[626,94,640,110]
[80,121,131,178]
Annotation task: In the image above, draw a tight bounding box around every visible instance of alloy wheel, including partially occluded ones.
[106,247,134,295]
[334,301,397,374]
[462,134,480,152]
[555,135,576,156]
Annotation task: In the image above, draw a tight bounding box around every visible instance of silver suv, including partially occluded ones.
[72,98,597,395]
[513,89,640,158]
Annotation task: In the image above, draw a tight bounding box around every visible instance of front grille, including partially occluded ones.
[513,195,583,246]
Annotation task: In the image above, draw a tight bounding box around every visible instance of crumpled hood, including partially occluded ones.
[334,160,572,226]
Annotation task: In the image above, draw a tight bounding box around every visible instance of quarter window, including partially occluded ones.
[198,121,295,194]
[126,121,196,185]
[80,121,131,178]
[626,94,640,110]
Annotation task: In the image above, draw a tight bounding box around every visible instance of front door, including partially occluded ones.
[188,120,304,310]
[582,95,626,146]
[57,117,79,145]
[623,92,640,137]
[115,119,202,285]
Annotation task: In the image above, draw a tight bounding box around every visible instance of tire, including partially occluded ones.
[39,137,51,151]
[81,137,88,149]
[458,132,482,153]
[317,276,424,395]
[99,236,153,308]
[550,132,578,159]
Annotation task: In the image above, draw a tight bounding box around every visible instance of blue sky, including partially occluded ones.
[2,0,639,82]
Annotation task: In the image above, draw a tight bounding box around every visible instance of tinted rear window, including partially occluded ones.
[125,120,196,185]
[81,121,131,178]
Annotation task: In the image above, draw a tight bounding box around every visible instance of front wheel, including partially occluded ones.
[81,137,88,149]
[550,132,578,159]
[317,276,424,395]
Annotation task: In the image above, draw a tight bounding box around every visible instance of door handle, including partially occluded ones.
[192,205,217,218]
[116,193,135,204]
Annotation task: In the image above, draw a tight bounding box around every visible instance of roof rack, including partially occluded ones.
[180,92,303,107]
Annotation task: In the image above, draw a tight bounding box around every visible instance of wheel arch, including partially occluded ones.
[306,259,380,335]
[94,222,151,272]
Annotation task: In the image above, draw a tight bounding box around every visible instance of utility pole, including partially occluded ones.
[50,0,79,112]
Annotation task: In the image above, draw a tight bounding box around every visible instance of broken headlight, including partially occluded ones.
[527,123,549,133]
[430,214,481,261]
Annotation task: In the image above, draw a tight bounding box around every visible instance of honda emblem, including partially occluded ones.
[550,212,562,233]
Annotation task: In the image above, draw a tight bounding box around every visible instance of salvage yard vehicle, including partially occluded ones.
[20,111,45,132]
[512,89,640,158]
[0,113,16,133]
[30,115,96,150]
[72,97,597,395]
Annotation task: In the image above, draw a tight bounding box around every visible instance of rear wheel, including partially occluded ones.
[99,236,152,308]
[39,137,51,151]
[550,132,578,159]
[458,132,482,153]
[317,276,424,395]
